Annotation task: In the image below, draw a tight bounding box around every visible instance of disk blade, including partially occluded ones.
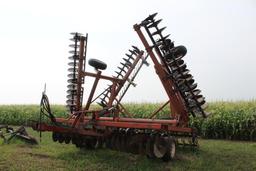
[144,13,158,21]
[152,27,166,36]
[148,19,162,28]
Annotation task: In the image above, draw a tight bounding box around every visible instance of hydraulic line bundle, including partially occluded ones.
[32,13,209,161]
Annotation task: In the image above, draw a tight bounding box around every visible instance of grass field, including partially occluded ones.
[0,127,256,171]
[0,102,256,170]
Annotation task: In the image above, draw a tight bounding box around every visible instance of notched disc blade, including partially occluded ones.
[152,27,166,36]
[144,13,158,21]
[148,19,162,28]
[125,53,135,60]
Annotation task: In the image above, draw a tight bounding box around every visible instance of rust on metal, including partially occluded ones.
[31,14,208,161]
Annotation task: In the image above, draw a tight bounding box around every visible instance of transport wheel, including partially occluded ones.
[162,137,176,162]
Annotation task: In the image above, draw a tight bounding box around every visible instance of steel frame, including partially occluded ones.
[31,14,208,161]
[32,28,194,137]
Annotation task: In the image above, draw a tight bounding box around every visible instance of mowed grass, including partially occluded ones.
[0,128,256,171]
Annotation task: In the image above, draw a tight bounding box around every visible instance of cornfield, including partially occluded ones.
[0,101,255,141]
[190,101,256,141]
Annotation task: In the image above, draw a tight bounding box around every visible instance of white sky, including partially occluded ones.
[0,0,255,104]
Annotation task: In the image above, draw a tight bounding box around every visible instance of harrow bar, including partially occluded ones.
[66,33,88,114]
[95,46,148,108]
[134,13,209,119]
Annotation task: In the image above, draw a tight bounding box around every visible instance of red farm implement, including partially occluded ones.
[32,13,209,161]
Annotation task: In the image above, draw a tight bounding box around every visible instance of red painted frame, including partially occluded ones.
[33,25,195,137]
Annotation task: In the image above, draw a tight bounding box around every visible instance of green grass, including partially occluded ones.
[0,127,256,171]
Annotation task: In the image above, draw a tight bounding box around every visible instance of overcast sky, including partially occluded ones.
[0,0,255,104]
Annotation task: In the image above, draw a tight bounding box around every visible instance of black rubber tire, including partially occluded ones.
[88,58,107,70]
[173,45,187,58]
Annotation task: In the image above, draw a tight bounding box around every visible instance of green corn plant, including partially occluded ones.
[0,101,255,141]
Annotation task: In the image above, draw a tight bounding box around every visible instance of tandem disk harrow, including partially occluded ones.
[32,13,209,161]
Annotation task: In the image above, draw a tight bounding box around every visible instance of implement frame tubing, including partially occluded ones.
[33,30,194,137]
